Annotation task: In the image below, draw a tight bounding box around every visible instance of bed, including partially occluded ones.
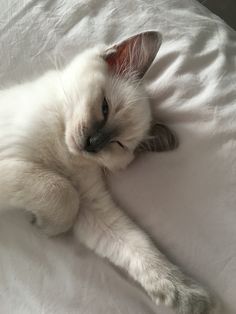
[0,0,236,313]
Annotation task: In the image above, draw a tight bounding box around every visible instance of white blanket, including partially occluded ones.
[0,0,236,313]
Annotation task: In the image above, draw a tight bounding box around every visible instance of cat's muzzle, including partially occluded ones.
[84,129,112,153]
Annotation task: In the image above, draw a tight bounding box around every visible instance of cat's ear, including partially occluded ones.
[136,123,178,153]
[104,31,162,78]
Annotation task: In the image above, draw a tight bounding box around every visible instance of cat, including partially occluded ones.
[0,31,216,314]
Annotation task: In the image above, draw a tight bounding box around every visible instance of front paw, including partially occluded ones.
[28,181,80,236]
[148,277,177,307]
[148,275,216,314]
[30,213,75,236]
[176,279,215,314]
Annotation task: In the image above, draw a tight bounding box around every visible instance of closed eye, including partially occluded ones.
[102,98,109,120]
[110,140,126,150]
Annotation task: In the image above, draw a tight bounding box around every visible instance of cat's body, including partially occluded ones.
[0,32,216,313]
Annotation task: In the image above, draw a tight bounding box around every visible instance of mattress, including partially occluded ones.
[0,0,236,313]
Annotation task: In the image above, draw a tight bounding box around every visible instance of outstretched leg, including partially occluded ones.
[74,175,215,314]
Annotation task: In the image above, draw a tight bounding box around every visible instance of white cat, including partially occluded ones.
[0,32,215,313]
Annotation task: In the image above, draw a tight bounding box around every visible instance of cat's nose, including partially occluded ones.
[85,130,111,153]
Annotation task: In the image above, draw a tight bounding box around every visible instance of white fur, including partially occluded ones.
[0,34,215,313]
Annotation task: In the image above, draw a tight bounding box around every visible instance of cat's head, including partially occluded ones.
[63,31,177,171]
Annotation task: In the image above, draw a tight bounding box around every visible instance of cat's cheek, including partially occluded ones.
[104,151,134,172]
[65,130,78,155]
[65,126,84,155]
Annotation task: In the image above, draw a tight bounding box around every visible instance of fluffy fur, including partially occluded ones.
[0,32,215,313]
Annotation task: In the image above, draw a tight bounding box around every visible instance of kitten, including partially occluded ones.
[0,32,215,314]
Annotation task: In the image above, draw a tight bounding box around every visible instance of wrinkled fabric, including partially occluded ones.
[0,0,236,313]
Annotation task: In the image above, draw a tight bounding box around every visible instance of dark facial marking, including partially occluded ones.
[85,127,117,153]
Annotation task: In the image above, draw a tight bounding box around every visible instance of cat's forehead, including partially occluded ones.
[79,48,107,77]
[105,75,142,110]
[73,50,149,122]
[75,49,136,109]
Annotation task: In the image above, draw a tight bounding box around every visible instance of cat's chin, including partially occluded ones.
[98,152,135,173]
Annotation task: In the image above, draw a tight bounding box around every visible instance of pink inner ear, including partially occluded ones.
[105,35,141,76]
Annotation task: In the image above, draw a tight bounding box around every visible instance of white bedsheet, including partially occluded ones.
[0,0,236,313]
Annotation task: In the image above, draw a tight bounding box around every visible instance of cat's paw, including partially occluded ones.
[176,280,215,314]
[148,277,178,307]
[30,213,74,236]
[148,275,216,314]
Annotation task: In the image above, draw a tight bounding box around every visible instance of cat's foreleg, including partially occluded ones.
[74,180,214,314]
[0,159,79,235]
